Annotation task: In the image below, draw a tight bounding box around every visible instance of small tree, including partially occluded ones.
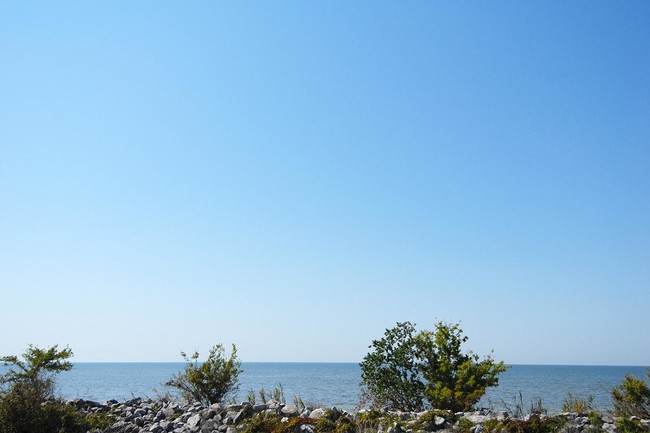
[0,344,73,398]
[360,321,507,412]
[417,322,507,412]
[166,343,242,405]
[360,322,426,411]
[612,372,650,418]
[0,345,86,433]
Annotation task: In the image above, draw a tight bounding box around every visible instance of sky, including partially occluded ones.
[1,2,649,365]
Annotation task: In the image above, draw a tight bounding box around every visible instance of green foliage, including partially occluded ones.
[588,411,604,433]
[259,388,268,404]
[294,395,306,412]
[86,411,115,430]
[360,321,507,412]
[612,372,650,418]
[483,417,567,433]
[272,384,286,404]
[241,413,283,433]
[166,343,242,405]
[615,417,649,433]
[315,417,337,433]
[408,409,456,431]
[458,418,476,433]
[273,417,313,433]
[483,418,501,432]
[501,392,547,419]
[360,322,427,411]
[0,345,87,433]
[335,416,356,433]
[505,418,567,433]
[0,344,73,398]
[562,393,595,413]
[417,322,508,412]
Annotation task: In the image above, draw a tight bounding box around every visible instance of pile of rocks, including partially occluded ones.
[70,397,348,433]
[68,397,650,433]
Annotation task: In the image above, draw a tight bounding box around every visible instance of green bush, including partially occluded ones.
[166,343,242,405]
[615,417,649,433]
[315,417,337,433]
[241,413,283,433]
[0,345,87,433]
[562,393,595,413]
[408,409,456,431]
[86,411,115,429]
[483,417,567,433]
[335,416,356,433]
[360,322,427,411]
[360,321,507,412]
[612,372,650,418]
[274,417,313,433]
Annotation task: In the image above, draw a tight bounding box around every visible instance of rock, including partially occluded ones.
[254,404,269,411]
[465,414,491,424]
[434,416,446,427]
[233,407,251,424]
[126,397,143,406]
[281,404,300,416]
[602,423,617,433]
[201,420,218,432]
[110,420,130,431]
[301,425,316,433]
[187,414,202,428]
[310,408,326,419]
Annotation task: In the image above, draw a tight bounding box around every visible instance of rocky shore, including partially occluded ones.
[69,397,650,433]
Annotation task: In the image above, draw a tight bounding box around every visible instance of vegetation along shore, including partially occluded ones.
[1,322,648,433]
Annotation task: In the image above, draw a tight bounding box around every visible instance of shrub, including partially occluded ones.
[409,409,456,431]
[483,418,567,433]
[501,418,567,433]
[315,417,337,433]
[562,393,595,414]
[0,345,87,433]
[615,417,649,433]
[241,413,283,433]
[335,416,356,433]
[273,417,313,433]
[86,411,115,430]
[501,392,547,419]
[360,321,507,412]
[417,322,508,412]
[360,322,426,411]
[166,343,242,405]
[612,372,650,418]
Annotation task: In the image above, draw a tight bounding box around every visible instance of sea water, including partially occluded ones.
[48,363,649,413]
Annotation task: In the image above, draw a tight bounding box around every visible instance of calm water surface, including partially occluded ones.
[50,363,648,413]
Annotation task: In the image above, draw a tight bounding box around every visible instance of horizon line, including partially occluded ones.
[66,361,650,368]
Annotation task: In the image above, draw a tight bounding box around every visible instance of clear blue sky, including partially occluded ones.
[1,2,648,365]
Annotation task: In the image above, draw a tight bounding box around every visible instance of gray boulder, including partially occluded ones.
[281,404,300,416]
